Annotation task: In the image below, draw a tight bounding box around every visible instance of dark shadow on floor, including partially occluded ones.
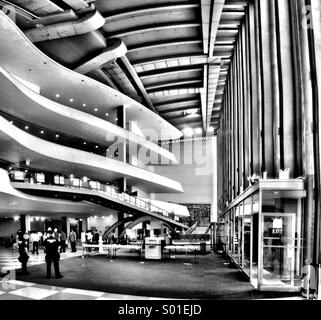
[15,252,300,300]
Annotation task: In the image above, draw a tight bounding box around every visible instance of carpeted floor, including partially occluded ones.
[16,251,299,300]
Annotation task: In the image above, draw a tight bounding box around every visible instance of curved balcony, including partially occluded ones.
[0,116,183,194]
[0,65,177,163]
[0,168,108,217]
[11,177,188,229]
[0,10,182,140]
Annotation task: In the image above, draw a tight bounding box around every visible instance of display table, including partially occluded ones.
[164,245,199,264]
[81,243,143,261]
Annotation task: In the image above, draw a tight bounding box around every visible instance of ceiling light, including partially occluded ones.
[82,104,86,107]
[95,145,99,149]
[69,98,74,102]
[55,134,59,138]
[182,128,194,137]
[194,128,202,135]
[94,108,98,112]
[25,126,29,130]
[40,130,44,134]
[185,109,198,115]
[83,142,87,145]
[105,113,109,116]
[55,94,60,98]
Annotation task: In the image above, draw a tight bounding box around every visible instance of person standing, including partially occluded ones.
[53,228,59,240]
[44,230,63,279]
[31,231,40,255]
[18,232,29,275]
[69,229,77,252]
[59,230,67,253]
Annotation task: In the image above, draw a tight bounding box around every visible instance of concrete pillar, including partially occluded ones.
[258,0,275,178]
[117,105,127,192]
[298,0,315,263]
[276,0,296,177]
[269,0,281,176]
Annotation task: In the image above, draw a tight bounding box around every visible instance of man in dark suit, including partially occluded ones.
[44,230,63,279]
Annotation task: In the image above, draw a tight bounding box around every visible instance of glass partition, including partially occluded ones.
[220,182,304,292]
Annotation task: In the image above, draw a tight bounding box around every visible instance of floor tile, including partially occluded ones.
[7,280,35,287]
[62,288,104,298]
[9,286,59,300]
[0,293,33,300]
[44,292,98,300]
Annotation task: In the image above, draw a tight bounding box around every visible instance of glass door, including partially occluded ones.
[261,213,296,288]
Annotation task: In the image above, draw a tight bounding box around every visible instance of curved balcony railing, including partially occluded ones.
[9,172,182,224]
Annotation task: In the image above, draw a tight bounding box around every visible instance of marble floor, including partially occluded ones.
[0,248,170,300]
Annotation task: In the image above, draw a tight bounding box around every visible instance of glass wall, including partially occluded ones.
[220,183,304,291]
[260,192,303,289]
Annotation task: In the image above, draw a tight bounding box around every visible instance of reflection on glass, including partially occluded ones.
[251,192,259,287]
[262,214,301,287]
[243,196,252,276]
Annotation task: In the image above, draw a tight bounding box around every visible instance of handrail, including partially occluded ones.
[9,173,181,224]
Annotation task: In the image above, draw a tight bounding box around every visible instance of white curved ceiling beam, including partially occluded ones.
[108,23,200,38]
[104,4,200,22]
[127,40,202,53]
[74,38,128,74]
[0,168,107,216]
[0,11,182,140]
[24,10,105,42]
[0,66,177,164]
[8,0,63,16]
[0,116,183,194]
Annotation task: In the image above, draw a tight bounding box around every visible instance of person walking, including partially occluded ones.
[44,229,63,279]
[59,230,67,253]
[69,229,77,252]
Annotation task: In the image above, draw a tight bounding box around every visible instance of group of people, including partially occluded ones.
[15,227,79,279]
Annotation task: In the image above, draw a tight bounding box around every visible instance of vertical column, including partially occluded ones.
[117,105,127,193]
[20,214,26,233]
[298,0,315,263]
[242,16,251,190]
[275,0,297,177]
[250,2,261,176]
[310,0,321,264]
[269,0,281,176]
[257,0,275,178]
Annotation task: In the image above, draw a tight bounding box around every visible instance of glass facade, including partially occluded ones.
[220,180,305,291]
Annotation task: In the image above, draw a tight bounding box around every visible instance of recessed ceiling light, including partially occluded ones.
[40,130,44,134]
[25,126,29,130]
[95,145,99,149]
[105,113,109,116]
[69,98,74,102]
[55,94,60,98]
[55,134,59,138]
[195,128,202,135]
[83,142,87,145]
[82,103,86,107]
[182,127,194,137]
[94,108,98,112]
